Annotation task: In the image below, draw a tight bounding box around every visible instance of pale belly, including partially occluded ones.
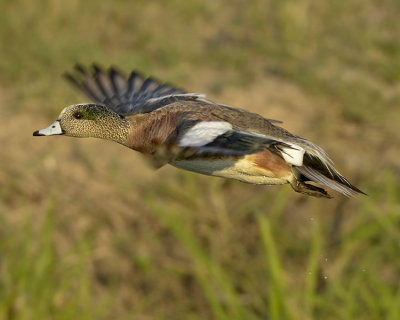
[170,157,292,185]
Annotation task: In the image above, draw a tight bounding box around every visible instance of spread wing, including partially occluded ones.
[64,64,283,123]
[64,64,204,116]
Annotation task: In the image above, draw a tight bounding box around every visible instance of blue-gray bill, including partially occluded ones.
[33,120,64,136]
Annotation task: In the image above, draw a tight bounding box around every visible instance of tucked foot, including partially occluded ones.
[290,180,332,198]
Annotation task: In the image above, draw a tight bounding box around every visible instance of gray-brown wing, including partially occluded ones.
[151,120,290,167]
[175,120,293,156]
[64,64,200,116]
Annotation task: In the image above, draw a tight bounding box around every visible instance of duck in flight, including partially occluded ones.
[33,65,365,198]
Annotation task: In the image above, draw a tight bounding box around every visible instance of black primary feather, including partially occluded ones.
[64,64,186,116]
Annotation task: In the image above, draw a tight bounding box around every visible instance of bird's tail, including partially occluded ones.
[293,153,366,197]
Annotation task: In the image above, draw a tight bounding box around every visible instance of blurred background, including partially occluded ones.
[0,0,399,319]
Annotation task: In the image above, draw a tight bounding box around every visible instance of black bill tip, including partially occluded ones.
[33,130,44,136]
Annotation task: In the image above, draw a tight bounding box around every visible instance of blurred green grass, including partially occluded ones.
[0,0,400,319]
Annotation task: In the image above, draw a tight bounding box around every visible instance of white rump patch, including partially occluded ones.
[281,144,305,166]
[179,121,232,147]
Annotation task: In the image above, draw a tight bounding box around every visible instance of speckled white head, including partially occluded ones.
[33,103,129,143]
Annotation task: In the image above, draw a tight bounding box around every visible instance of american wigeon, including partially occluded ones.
[33,65,365,198]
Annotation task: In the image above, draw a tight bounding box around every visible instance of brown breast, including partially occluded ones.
[124,111,181,154]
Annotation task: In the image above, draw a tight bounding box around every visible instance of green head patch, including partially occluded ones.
[73,105,104,120]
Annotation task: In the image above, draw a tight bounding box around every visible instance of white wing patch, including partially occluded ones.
[179,121,233,147]
[281,144,305,166]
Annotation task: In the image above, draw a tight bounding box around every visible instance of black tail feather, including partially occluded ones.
[294,154,366,197]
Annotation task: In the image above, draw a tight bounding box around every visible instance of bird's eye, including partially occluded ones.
[74,112,83,119]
